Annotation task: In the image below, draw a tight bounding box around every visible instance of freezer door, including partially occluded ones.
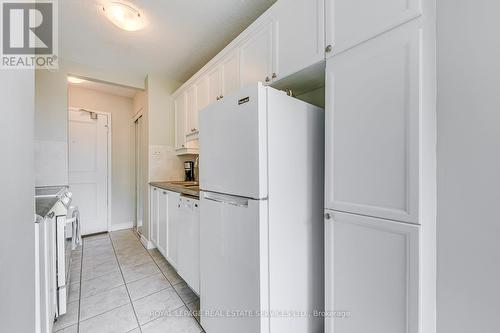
[199,83,268,199]
[200,191,269,333]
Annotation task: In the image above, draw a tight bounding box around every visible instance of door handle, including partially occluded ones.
[204,192,248,207]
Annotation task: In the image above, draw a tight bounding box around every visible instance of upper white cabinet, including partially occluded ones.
[273,0,325,79]
[221,49,240,97]
[325,22,421,224]
[207,65,222,103]
[325,0,422,56]
[173,1,328,151]
[240,19,275,86]
[185,85,198,135]
[174,94,186,150]
[325,210,419,333]
[196,74,210,117]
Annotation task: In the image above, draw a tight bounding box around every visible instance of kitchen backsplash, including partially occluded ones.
[149,145,186,181]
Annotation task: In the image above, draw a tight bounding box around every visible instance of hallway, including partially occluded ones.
[53,230,202,333]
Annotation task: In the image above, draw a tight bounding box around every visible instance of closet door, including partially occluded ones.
[325,0,422,56]
[325,22,421,224]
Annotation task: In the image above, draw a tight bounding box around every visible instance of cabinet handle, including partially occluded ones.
[324,212,332,220]
[265,76,270,83]
[153,188,157,191]
[220,95,223,99]
[325,44,333,53]
[163,192,167,194]
[272,73,277,79]
[182,144,185,148]
[216,96,220,101]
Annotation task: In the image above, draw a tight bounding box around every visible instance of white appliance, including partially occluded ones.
[176,195,200,295]
[199,83,325,333]
[35,187,80,333]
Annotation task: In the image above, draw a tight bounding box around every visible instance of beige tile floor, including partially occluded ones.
[53,229,202,333]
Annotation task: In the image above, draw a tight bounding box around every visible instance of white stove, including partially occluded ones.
[35,186,80,333]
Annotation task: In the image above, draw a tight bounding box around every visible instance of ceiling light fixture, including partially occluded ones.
[67,76,85,84]
[102,2,145,32]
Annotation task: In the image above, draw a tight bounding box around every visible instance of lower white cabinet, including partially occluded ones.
[325,210,419,333]
[166,191,180,268]
[176,196,200,295]
[157,190,168,256]
[150,187,159,246]
[149,186,201,295]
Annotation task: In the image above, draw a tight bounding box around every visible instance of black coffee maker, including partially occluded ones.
[184,161,195,181]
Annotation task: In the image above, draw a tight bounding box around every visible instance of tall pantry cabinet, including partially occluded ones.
[324,0,436,333]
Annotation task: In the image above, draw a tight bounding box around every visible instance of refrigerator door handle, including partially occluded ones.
[203,192,249,208]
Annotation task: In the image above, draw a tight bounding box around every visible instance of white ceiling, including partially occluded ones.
[60,0,276,85]
[68,78,140,98]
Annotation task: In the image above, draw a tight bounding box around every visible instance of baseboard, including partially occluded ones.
[108,222,134,232]
[140,234,156,250]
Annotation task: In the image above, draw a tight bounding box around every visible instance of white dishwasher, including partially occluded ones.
[176,195,200,295]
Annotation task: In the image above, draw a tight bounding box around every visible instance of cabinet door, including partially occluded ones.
[174,94,187,150]
[325,0,421,56]
[157,190,168,256]
[166,192,180,268]
[221,49,240,98]
[273,0,325,80]
[185,86,198,135]
[325,210,419,333]
[325,23,420,223]
[240,20,274,86]
[208,65,222,104]
[150,187,159,246]
[196,74,210,113]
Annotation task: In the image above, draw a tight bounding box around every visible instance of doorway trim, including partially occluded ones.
[68,107,113,233]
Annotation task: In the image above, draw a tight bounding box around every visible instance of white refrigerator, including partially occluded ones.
[199,83,325,333]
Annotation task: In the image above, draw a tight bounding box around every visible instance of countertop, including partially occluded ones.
[35,197,59,218]
[149,182,200,198]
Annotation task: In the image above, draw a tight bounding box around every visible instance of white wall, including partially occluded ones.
[35,69,69,186]
[437,1,500,332]
[35,59,146,187]
[0,71,36,331]
[68,86,136,229]
[146,75,185,182]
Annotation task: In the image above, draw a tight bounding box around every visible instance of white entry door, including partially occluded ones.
[69,110,109,235]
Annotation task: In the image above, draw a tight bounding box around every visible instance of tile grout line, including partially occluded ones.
[109,232,144,333]
[131,230,196,328]
[76,238,84,333]
[142,243,203,330]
